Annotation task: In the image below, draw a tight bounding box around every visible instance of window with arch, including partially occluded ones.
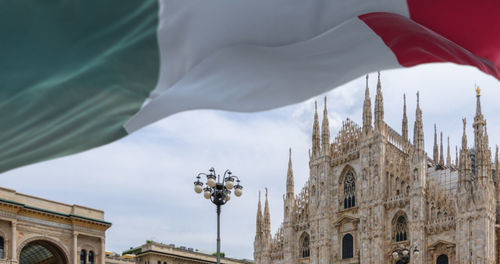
[300,233,310,258]
[0,236,4,259]
[394,215,408,242]
[342,234,353,259]
[80,249,87,264]
[343,170,355,209]
[436,254,449,264]
[89,251,95,264]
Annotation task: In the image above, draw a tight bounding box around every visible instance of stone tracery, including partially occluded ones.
[254,76,498,264]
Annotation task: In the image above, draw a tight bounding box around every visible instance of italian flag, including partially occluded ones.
[1,0,499,173]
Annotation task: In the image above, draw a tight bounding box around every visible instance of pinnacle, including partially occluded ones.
[446,136,451,167]
[403,94,407,112]
[462,118,467,149]
[439,131,444,166]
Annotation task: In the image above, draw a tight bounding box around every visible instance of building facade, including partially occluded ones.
[254,74,500,264]
[0,188,252,264]
[0,186,110,264]
[121,241,253,264]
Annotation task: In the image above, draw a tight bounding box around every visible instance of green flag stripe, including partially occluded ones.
[0,0,160,172]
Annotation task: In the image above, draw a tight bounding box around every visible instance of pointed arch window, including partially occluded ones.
[89,251,95,264]
[0,236,4,259]
[80,250,87,264]
[343,171,355,209]
[342,234,354,259]
[394,216,408,242]
[300,233,310,258]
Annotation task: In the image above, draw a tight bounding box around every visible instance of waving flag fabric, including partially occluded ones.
[1,0,499,173]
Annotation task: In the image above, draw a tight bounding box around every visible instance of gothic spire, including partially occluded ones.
[472,87,491,181]
[475,86,483,121]
[321,97,330,154]
[446,136,451,167]
[374,71,384,131]
[439,132,444,167]
[462,118,468,149]
[473,86,486,151]
[402,94,408,141]
[413,92,424,151]
[362,74,372,135]
[459,118,472,187]
[312,101,320,156]
[256,191,262,235]
[263,188,271,235]
[433,124,439,163]
[286,148,294,199]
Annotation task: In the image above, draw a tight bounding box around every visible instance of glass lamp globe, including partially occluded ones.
[392,251,399,259]
[194,184,203,194]
[234,186,243,197]
[225,178,234,190]
[225,193,231,201]
[402,249,409,256]
[413,249,420,257]
[204,189,212,199]
[207,176,216,188]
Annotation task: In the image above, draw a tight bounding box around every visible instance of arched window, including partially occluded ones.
[0,237,5,259]
[394,216,408,242]
[0,236,4,259]
[437,254,449,264]
[300,233,310,258]
[80,249,87,264]
[89,251,95,264]
[343,171,355,209]
[342,234,354,259]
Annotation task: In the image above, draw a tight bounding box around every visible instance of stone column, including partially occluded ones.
[11,220,17,262]
[100,237,105,264]
[73,232,78,264]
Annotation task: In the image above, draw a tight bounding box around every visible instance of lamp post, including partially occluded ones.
[194,167,243,264]
[391,245,420,264]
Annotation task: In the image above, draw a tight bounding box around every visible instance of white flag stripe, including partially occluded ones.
[124,17,401,133]
[152,0,409,98]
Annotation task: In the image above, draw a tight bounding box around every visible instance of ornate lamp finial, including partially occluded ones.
[476,85,481,96]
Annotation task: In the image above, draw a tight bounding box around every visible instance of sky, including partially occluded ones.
[1,63,500,260]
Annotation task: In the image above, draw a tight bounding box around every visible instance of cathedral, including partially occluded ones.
[253,74,500,264]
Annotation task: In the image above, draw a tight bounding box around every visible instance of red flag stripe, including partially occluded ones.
[407,0,500,73]
[359,12,500,80]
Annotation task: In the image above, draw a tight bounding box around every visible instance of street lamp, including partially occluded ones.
[194,167,243,264]
[391,245,419,264]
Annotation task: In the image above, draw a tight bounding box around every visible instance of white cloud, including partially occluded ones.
[1,63,500,259]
